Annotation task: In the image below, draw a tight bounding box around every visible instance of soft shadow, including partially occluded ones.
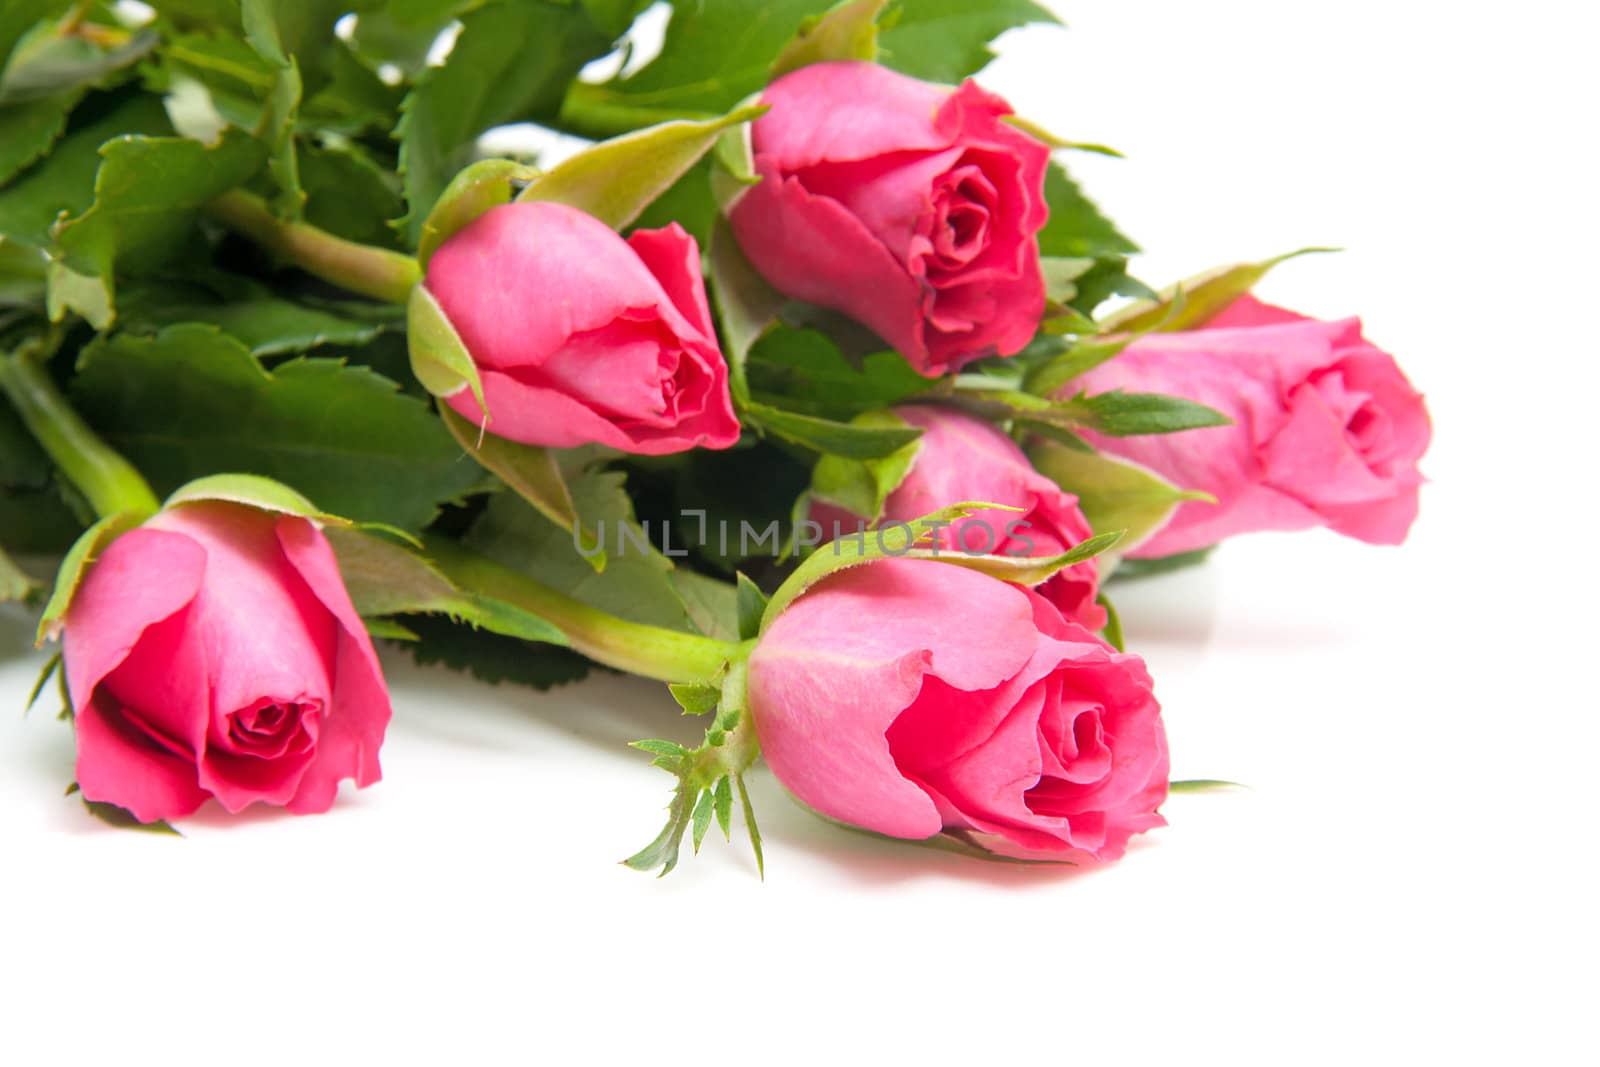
[376,647,701,761]
[1109,558,1223,648]
[745,769,1151,890]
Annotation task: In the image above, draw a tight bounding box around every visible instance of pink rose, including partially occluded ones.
[747,558,1168,863]
[810,405,1106,629]
[62,501,392,823]
[425,201,741,455]
[1076,295,1432,557]
[729,61,1050,376]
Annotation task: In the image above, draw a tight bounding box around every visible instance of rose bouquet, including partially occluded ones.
[0,0,1429,873]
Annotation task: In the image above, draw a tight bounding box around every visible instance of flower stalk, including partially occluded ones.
[423,537,739,685]
[0,344,159,522]
[206,190,422,305]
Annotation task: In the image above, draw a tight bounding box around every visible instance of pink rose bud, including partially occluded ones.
[811,405,1107,630]
[425,201,741,455]
[61,501,392,823]
[1077,296,1432,557]
[747,558,1168,863]
[729,61,1050,377]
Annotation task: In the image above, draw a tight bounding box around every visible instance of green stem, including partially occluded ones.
[425,538,738,685]
[0,346,159,522]
[207,190,421,305]
[0,343,159,524]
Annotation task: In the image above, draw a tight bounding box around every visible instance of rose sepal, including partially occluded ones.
[1098,247,1340,335]
[759,501,1123,633]
[35,511,143,646]
[768,0,888,80]
[515,104,768,230]
[406,283,489,423]
[624,649,766,877]
[416,158,537,271]
[1028,442,1213,560]
[162,472,350,526]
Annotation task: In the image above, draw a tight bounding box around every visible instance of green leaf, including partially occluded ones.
[0,1,71,81]
[0,91,172,252]
[325,526,570,647]
[396,0,612,244]
[1109,545,1217,581]
[769,0,887,78]
[0,92,80,186]
[437,405,596,562]
[50,127,266,327]
[81,797,182,835]
[71,324,484,531]
[578,0,650,39]
[1029,439,1212,551]
[1099,248,1339,334]
[36,510,141,643]
[1058,390,1232,436]
[744,324,932,421]
[1037,162,1138,261]
[117,274,393,356]
[0,237,46,308]
[877,0,1057,82]
[671,567,740,640]
[1022,334,1137,398]
[742,401,922,461]
[808,408,920,521]
[464,469,694,631]
[631,156,718,248]
[1039,255,1095,307]
[516,105,765,232]
[706,215,783,402]
[668,681,720,716]
[1169,779,1246,794]
[2,26,155,104]
[298,139,406,249]
[588,0,831,118]
[299,40,404,137]
[1097,593,1123,651]
[362,617,417,641]
[397,612,593,690]
[159,30,277,131]
[255,59,304,218]
[1069,257,1155,318]
[734,572,768,641]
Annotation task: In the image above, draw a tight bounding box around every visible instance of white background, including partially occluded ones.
[3,1,1597,1062]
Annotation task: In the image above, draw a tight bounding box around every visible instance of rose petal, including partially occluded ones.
[62,528,206,713]
[748,559,1042,838]
[274,516,392,813]
[731,166,930,369]
[752,61,953,172]
[74,690,210,824]
[425,201,697,370]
